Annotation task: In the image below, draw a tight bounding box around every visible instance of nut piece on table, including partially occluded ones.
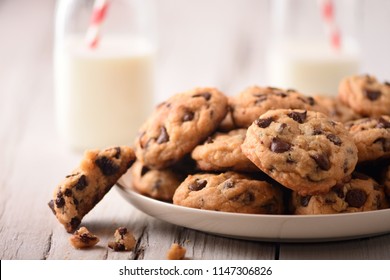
[108,227,136,251]
[166,243,186,260]
[69,227,100,249]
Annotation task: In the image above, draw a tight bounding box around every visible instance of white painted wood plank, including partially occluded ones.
[279,234,390,260]
[2,0,390,261]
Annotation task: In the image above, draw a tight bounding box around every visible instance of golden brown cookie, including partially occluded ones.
[173,172,284,214]
[135,87,228,169]
[291,173,389,214]
[48,146,136,232]
[242,109,358,195]
[191,129,259,172]
[313,95,361,123]
[345,116,390,162]
[338,74,390,117]
[130,160,185,202]
[230,86,327,128]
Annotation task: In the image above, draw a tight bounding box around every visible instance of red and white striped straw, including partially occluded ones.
[320,0,341,51]
[85,0,110,49]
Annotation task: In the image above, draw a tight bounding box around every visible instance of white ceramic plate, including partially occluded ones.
[116,172,390,242]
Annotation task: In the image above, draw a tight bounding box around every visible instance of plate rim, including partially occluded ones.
[116,176,390,242]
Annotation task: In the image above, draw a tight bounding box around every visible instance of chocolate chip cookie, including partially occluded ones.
[191,129,259,172]
[345,116,390,162]
[130,160,185,202]
[242,109,358,195]
[338,74,390,117]
[230,86,327,128]
[313,95,361,123]
[291,172,389,214]
[173,172,284,214]
[136,87,228,169]
[48,146,136,232]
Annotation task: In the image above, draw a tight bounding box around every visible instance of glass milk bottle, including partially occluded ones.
[54,0,156,151]
[266,0,361,96]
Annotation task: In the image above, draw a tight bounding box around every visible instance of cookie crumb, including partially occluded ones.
[69,227,99,249]
[166,243,186,260]
[108,227,136,251]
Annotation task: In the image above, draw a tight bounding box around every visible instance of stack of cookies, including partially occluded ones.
[132,74,390,215]
[48,74,390,234]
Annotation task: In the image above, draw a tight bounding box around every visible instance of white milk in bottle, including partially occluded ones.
[267,40,360,95]
[266,0,361,95]
[54,0,156,151]
[55,36,155,150]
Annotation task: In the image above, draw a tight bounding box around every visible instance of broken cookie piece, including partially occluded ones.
[69,227,100,249]
[48,146,136,233]
[166,243,186,260]
[108,227,136,251]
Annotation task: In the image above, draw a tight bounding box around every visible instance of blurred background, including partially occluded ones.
[1,0,389,98]
[0,0,389,151]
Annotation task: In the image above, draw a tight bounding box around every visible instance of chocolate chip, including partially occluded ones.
[313,129,323,135]
[332,184,345,198]
[276,123,287,133]
[311,153,331,171]
[66,173,79,178]
[95,157,119,176]
[80,233,98,243]
[286,88,296,92]
[255,95,268,104]
[182,110,195,122]
[109,243,126,251]
[287,111,307,123]
[274,92,287,98]
[192,92,211,101]
[270,137,291,153]
[374,137,390,152]
[156,126,169,144]
[153,179,162,190]
[242,192,255,204]
[300,196,311,207]
[365,89,381,101]
[255,117,273,128]
[69,217,81,230]
[188,179,207,191]
[307,96,315,105]
[345,189,367,208]
[327,134,342,146]
[385,81,390,87]
[48,200,56,215]
[140,166,150,176]
[64,189,72,197]
[223,179,234,189]
[376,117,390,129]
[74,175,88,191]
[73,198,79,206]
[118,227,128,236]
[352,172,370,180]
[55,193,65,208]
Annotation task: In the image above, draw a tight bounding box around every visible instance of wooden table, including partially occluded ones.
[1,0,390,260]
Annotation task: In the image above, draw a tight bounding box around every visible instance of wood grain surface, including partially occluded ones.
[0,0,389,260]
